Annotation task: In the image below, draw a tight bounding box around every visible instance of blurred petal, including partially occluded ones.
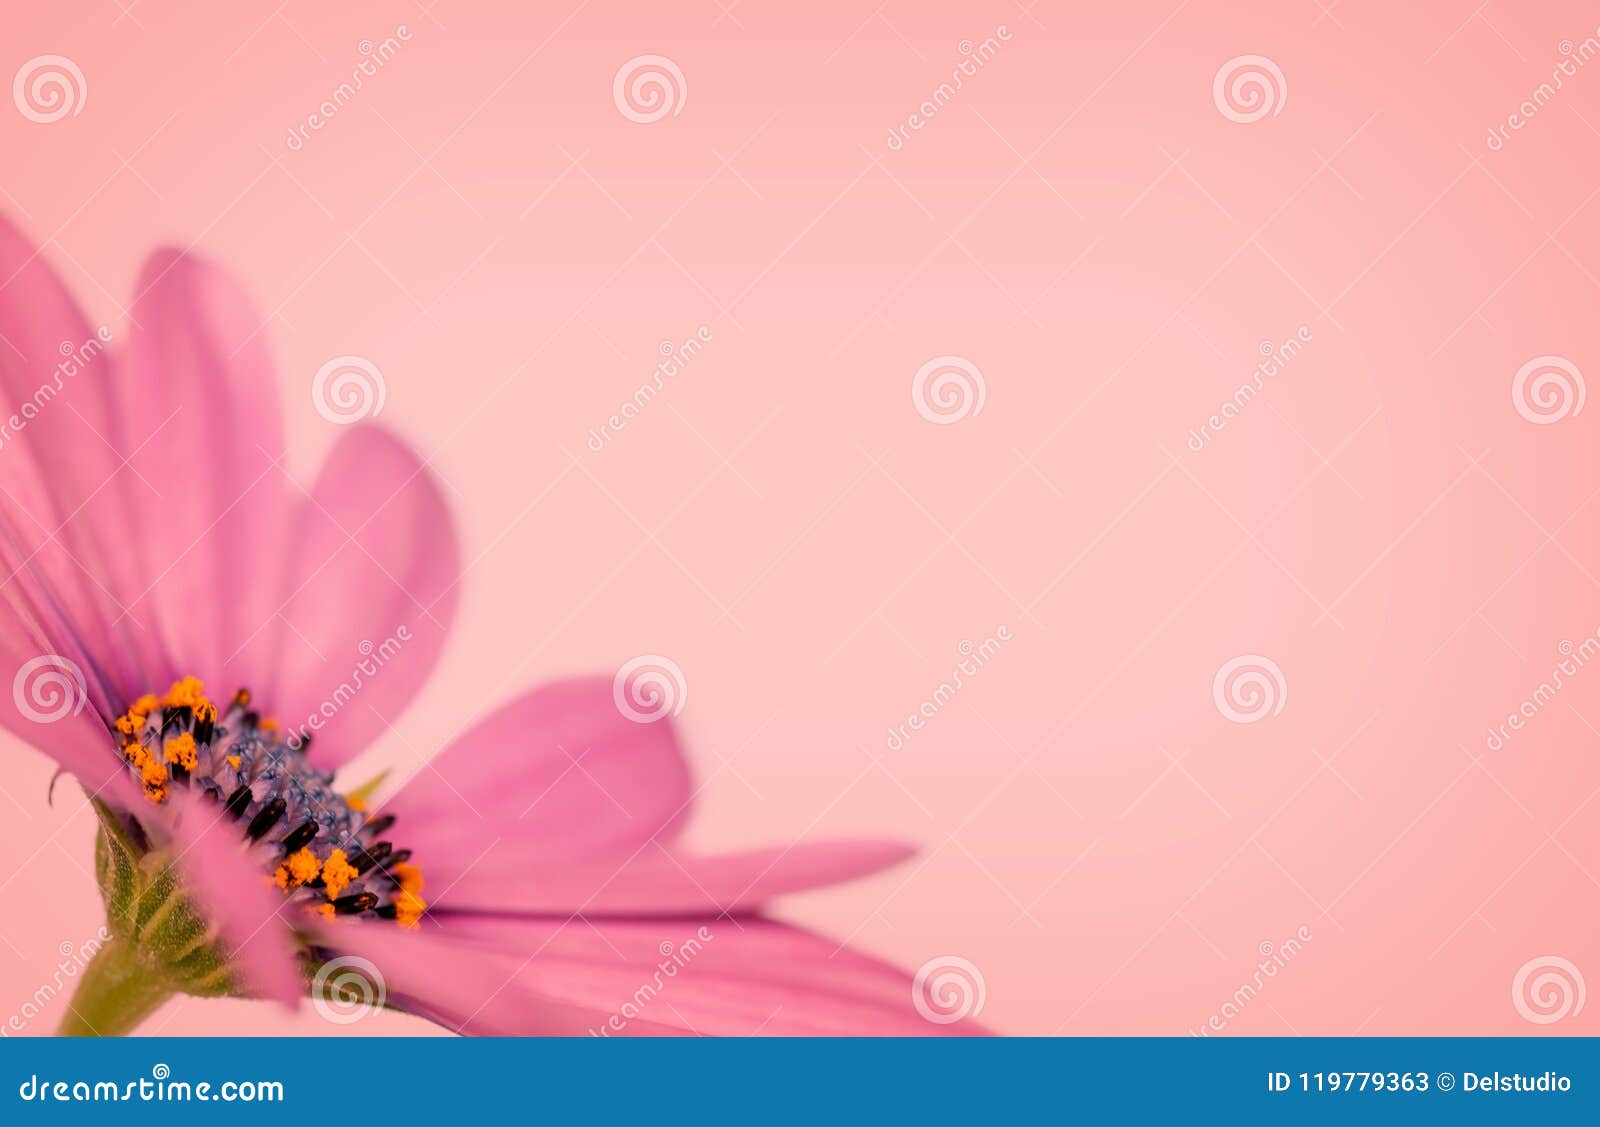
[437,840,915,917]
[165,791,303,1006]
[119,247,290,690]
[0,218,155,701]
[0,535,119,732]
[379,677,693,874]
[0,700,137,807]
[260,425,459,770]
[328,914,986,1036]
[312,918,680,1036]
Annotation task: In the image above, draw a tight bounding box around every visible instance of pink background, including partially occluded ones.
[3,0,1600,1035]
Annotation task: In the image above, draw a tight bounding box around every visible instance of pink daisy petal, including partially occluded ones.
[379,677,693,871]
[381,677,910,915]
[118,247,292,691]
[311,918,682,1035]
[0,219,153,701]
[0,702,140,808]
[326,914,986,1036]
[164,790,303,1006]
[437,840,916,917]
[0,552,119,730]
[260,424,459,770]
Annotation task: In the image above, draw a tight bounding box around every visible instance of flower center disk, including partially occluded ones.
[113,678,425,928]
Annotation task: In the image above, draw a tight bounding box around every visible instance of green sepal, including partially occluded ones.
[68,796,359,1035]
[85,797,239,1001]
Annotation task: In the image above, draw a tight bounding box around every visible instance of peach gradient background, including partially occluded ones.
[3,0,1600,1036]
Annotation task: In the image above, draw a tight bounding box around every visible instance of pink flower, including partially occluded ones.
[0,219,985,1036]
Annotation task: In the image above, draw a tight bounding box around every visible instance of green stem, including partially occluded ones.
[56,937,175,1037]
